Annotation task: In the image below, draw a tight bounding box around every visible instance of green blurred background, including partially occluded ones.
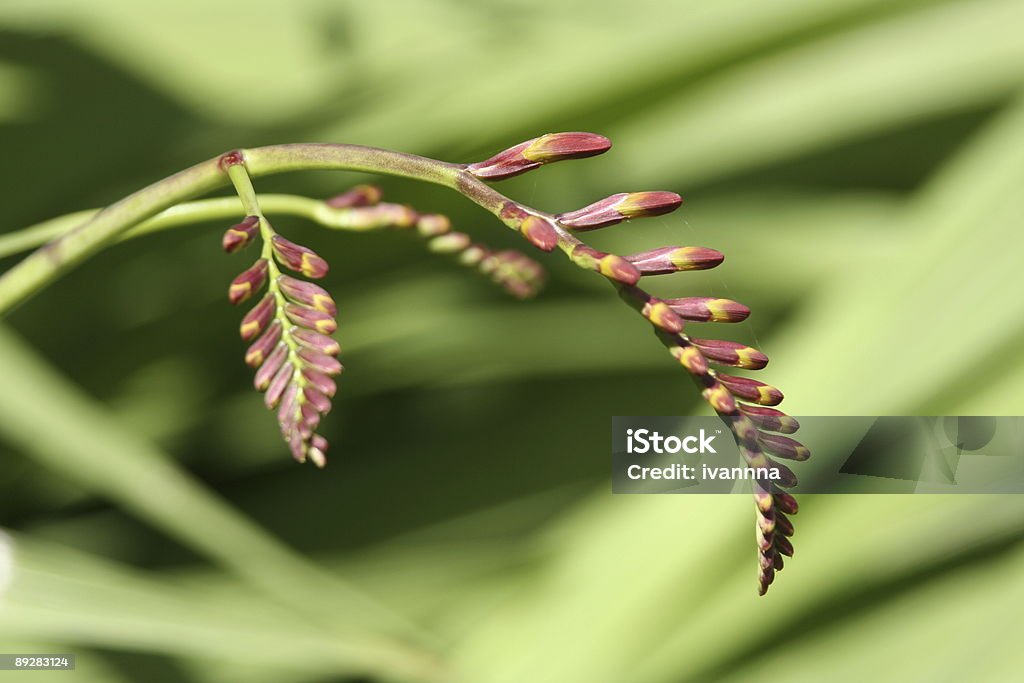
[1,0,1023,681]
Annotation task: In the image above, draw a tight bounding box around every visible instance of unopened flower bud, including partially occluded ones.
[253,343,289,391]
[292,328,340,356]
[569,245,641,285]
[716,374,783,406]
[222,216,260,253]
[277,276,336,315]
[739,405,800,434]
[264,362,294,409]
[774,492,799,515]
[284,303,337,335]
[466,132,611,180]
[271,235,329,278]
[245,321,282,367]
[665,297,749,323]
[618,287,684,333]
[691,338,768,370]
[297,348,343,375]
[302,386,332,414]
[416,214,451,237]
[303,369,337,397]
[759,433,810,461]
[307,434,328,468]
[557,191,682,230]
[228,259,269,305]
[240,294,275,341]
[774,511,795,537]
[325,184,382,208]
[519,216,559,252]
[429,232,472,254]
[625,246,724,275]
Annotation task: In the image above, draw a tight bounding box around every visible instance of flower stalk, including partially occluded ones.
[0,134,809,594]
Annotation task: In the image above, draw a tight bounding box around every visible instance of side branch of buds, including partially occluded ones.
[321,187,546,298]
[224,164,339,468]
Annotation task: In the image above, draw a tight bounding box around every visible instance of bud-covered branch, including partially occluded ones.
[0,133,808,595]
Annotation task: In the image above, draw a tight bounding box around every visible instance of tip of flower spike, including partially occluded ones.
[467,132,611,180]
[558,191,683,230]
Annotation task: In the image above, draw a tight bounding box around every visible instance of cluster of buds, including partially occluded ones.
[213,132,807,593]
[464,132,811,595]
[321,186,545,298]
[224,216,339,468]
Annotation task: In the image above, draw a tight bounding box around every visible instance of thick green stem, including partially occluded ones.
[0,144,497,316]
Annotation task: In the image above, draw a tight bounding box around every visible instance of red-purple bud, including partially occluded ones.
[619,287,684,333]
[271,235,329,279]
[466,132,611,180]
[303,369,337,397]
[277,276,336,315]
[300,403,321,434]
[519,216,559,252]
[557,192,682,230]
[770,460,799,489]
[228,259,269,305]
[278,382,299,433]
[297,348,343,376]
[253,342,288,391]
[774,511,795,537]
[739,405,800,434]
[759,433,810,461]
[716,374,783,406]
[240,294,275,341]
[625,247,724,275]
[284,303,337,335]
[292,328,341,356]
[665,297,749,323]
[774,492,799,515]
[691,338,768,370]
[303,386,332,414]
[245,321,282,367]
[569,245,641,285]
[325,184,382,208]
[264,362,294,409]
[222,216,260,253]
